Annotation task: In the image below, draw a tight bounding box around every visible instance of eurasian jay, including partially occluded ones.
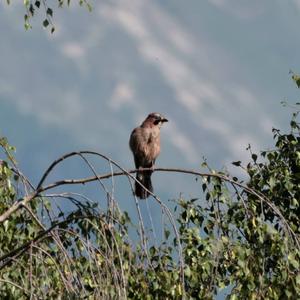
[129,112,168,199]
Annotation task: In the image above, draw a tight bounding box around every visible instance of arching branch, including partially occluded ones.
[0,150,298,250]
[0,166,238,223]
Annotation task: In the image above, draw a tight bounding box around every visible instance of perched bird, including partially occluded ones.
[129,112,168,199]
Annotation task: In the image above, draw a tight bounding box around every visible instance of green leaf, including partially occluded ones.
[29,4,34,15]
[232,161,241,167]
[164,229,170,240]
[86,3,92,12]
[43,19,49,27]
[268,176,276,189]
[184,266,191,277]
[251,154,257,162]
[3,220,9,232]
[288,254,299,269]
[292,74,300,88]
[46,7,53,17]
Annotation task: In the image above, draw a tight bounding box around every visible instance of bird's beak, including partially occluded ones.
[161,117,168,122]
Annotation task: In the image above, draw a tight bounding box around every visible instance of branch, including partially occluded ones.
[1,161,298,249]
[0,166,291,225]
[0,167,234,223]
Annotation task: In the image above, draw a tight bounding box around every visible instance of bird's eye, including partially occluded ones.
[154,120,160,125]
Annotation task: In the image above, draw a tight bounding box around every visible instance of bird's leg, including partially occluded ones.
[150,160,156,171]
[137,166,144,180]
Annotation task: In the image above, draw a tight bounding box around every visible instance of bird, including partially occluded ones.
[129,112,168,199]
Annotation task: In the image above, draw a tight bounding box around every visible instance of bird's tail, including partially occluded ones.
[135,171,153,199]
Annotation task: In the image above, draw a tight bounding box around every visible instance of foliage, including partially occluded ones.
[6,0,92,33]
[0,104,300,299]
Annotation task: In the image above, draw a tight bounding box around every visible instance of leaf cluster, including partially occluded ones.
[6,0,93,33]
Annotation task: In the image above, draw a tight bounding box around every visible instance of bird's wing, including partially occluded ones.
[129,127,147,154]
[129,127,151,168]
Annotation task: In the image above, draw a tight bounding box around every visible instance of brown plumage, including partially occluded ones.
[129,112,168,199]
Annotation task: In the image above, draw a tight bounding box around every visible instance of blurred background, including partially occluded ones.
[1,0,300,216]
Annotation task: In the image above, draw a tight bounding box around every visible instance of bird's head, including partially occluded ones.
[143,112,168,128]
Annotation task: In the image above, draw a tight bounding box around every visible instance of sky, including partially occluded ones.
[1,0,300,224]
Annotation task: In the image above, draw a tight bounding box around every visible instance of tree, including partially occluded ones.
[0,87,299,298]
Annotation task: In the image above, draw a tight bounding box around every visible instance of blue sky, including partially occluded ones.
[1,1,300,204]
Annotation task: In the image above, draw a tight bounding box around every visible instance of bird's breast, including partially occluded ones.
[146,132,160,159]
[129,126,161,164]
